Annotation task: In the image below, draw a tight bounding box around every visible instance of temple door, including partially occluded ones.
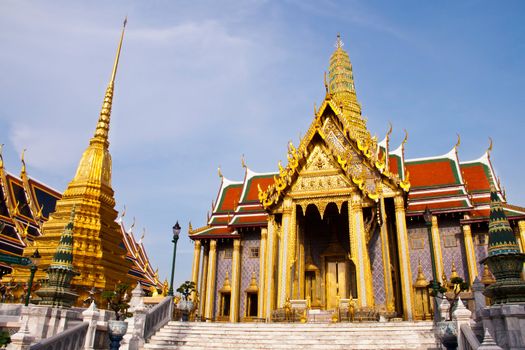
[326,259,348,309]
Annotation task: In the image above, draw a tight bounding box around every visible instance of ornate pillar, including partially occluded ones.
[258,228,267,318]
[519,220,525,276]
[431,216,444,283]
[518,221,525,252]
[394,195,414,320]
[204,239,217,320]
[191,240,201,297]
[287,203,297,300]
[462,223,478,284]
[230,238,241,322]
[348,193,374,307]
[278,199,292,307]
[379,197,395,312]
[265,217,277,319]
[198,244,209,318]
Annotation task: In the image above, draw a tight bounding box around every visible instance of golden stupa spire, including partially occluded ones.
[327,34,368,141]
[72,18,127,187]
[92,17,127,147]
[6,20,133,304]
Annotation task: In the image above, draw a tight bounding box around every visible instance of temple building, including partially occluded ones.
[189,36,525,322]
[0,20,162,303]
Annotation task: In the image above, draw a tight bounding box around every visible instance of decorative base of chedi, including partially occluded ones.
[483,253,525,304]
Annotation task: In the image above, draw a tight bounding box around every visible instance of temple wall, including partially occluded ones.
[239,231,261,318]
[369,227,385,306]
[214,241,232,318]
[439,219,469,282]
[473,226,489,280]
[406,222,432,283]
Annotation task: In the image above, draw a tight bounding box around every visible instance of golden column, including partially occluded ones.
[265,218,278,319]
[518,220,525,276]
[204,239,217,320]
[230,238,242,322]
[394,195,414,320]
[379,197,395,312]
[517,221,525,252]
[199,244,209,318]
[431,216,444,283]
[258,228,268,318]
[286,204,297,301]
[348,193,374,307]
[462,224,479,284]
[277,199,292,307]
[191,240,201,297]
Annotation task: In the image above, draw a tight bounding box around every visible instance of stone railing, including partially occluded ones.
[143,296,172,339]
[459,323,480,350]
[28,322,88,350]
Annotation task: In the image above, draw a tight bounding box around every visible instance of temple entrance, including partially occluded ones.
[325,258,349,309]
[298,202,356,310]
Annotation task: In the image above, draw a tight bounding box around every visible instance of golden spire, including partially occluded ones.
[92,18,127,147]
[7,20,133,302]
[72,18,127,187]
[327,34,367,141]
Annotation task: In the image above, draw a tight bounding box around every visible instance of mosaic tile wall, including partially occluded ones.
[407,223,432,284]
[214,241,233,318]
[239,231,261,318]
[369,227,385,306]
[440,219,469,282]
[473,229,488,280]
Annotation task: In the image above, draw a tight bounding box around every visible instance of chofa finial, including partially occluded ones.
[455,133,461,149]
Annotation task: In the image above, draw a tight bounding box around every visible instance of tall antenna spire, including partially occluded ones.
[92,17,127,146]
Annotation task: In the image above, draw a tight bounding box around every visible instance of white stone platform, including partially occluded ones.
[143,321,439,349]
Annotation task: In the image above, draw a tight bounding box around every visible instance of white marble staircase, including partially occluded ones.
[143,321,439,349]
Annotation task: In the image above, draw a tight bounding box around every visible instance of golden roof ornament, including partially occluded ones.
[450,261,459,280]
[219,271,231,293]
[245,272,258,293]
[414,262,429,288]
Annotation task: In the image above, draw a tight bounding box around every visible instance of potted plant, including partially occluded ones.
[430,276,469,350]
[102,283,132,350]
[176,281,196,321]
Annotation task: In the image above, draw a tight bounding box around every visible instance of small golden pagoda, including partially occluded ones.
[7,20,132,302]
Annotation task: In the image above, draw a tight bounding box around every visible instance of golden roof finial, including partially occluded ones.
[91,17,127,146]
[455,133,461,149]
[20,148,27,176]
[241,154,247,169]
[487,137,493,154]
[218,166,223,178]
[402,129,408,146]
[0,144,4,169]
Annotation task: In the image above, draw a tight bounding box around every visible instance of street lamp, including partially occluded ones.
[25,249,41,306]
[423,207,440,322]
[168,221,181,296]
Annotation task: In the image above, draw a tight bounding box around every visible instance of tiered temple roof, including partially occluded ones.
[190,141,525,239]
[0,157,161,289]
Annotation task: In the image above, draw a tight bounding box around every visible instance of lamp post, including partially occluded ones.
[25,249,41,306]
[423,208,441,322]
[168,221,181,296]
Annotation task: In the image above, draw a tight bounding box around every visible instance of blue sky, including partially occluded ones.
[1,1,524,288]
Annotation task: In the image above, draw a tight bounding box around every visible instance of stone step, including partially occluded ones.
[142,321,439,350]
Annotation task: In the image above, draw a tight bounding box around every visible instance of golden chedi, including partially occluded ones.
[7,20,132,304]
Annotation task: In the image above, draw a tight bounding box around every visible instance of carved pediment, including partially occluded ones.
[291,144,352,195]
